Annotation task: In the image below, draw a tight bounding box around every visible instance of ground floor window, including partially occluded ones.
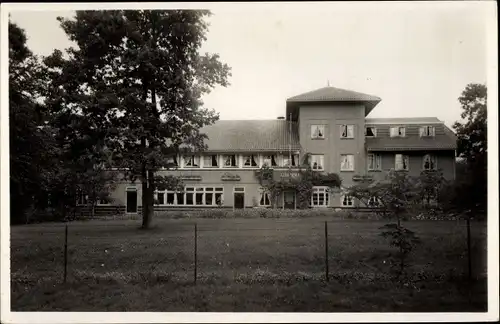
[155,187,224,206]
[76,192,88,205]
[259,188,271,206]
[77,191,110,205]
[311,186,329,207]
[96,197,111,205]
[341,194,355,207]
[422,188,438,206]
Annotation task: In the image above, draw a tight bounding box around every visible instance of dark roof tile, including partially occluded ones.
[366,125,457,151]
[200,120,302,152]
[287,86,381,103]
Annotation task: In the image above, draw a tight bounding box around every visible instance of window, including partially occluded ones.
[367,196,381,208]
[365,126,376,137]
[215,188,223,206]
[340,154,355,171]
[77,192,88,205]
[262,155,278,167]
[166,193,175,205]
[154,192,165,205]
[420,126,435,137]
[367,153,382,171]
[311,187,329,207]
[310,154,324,171]
[259,188,271,206]
[311,125,326,139]
[340,125,354,138]
[422,188,438,206]
[223,154,237,167]
[184,155,199,167]
[283,154,300,167]
[205,190,213,206]
[395,154,409,171]
[185,187,194,205]
[423,154,437,171]
[243,155,258,167]
[390,126,406,137]
[97,197,111,205]
[203,155,218,167]
[176,192,184,205]
[163,187,224,206]
[165,156,178,168]
[341,194,354,207]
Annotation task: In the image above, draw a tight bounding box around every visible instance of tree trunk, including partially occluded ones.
[141,161,151,228]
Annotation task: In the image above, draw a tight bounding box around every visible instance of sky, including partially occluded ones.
[7,2,493,128]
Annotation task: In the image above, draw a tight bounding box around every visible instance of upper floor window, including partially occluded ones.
[390,126,406,137]
[365,126,377,137]
[311,186,329,207]
[340,125,354,138]
[223,154,237,167]
[367,153,382,171]
[262,154,278,167]
[340,154,355,171]
[395,154,409,171]
[310,154,324,171]
[203,154,218,168]
[311,125,326,139]
[184,155,199,168]
[243,155,258,167]
[420,126,435,137]
[283,154,299,167]
[423,154,437,171]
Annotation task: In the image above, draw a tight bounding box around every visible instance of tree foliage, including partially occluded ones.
[45,10,231,228]
[8,20,56,224]
[451,83,487,215]
[348,169,448,278]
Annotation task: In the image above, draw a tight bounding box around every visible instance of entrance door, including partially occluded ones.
[234,193,245,209]
[283,191,296,209]
[126,190,138,213]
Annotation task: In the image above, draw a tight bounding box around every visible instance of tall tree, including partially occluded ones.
[46,10,230,228]
[452,83,487,215]
[9,20,55,224]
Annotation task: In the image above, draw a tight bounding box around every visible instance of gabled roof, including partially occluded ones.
[366,124,457,151]
[287,86,381,103]
[286,86,381,118]
[200,120,302,152]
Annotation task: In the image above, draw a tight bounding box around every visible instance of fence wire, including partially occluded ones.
[10,218,487,286]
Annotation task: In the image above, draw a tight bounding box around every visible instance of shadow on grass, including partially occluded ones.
[11,268,487,312]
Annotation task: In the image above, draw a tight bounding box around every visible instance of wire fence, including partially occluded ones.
[10,218,487,287]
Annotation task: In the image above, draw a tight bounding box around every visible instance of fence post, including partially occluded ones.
[324,221,329,282]
[194,223,198,284]
[467,216,472,281]
[63,224,68,283]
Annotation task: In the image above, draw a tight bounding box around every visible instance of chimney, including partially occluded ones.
[277,116,285,120]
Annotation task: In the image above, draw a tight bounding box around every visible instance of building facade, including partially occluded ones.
[86,86,457,214]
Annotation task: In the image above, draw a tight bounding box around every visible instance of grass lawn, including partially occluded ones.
[10,217,487,312]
